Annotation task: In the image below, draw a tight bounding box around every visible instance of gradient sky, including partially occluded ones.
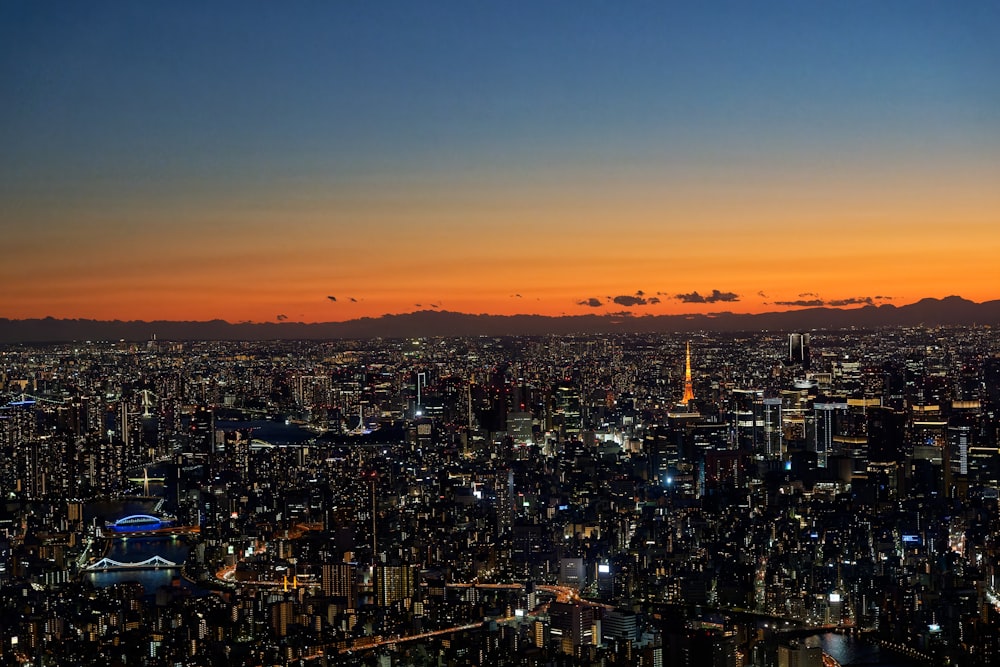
[2,1,999,323]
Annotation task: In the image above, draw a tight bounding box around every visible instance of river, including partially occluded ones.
[83,464,201,596]
[83,536,193,594]
[79,420,310,596]
[814,632,921,667]
[213,418,314,444]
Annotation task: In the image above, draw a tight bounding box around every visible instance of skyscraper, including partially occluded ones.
[375,564,415,608]
[788,333,810,369]
[321,563,357,608]
[813,400,848,468]
[763,398,783,458]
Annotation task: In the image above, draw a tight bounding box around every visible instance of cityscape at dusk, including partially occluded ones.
[5,3,1000,667]
[2,2,999,324]
[6,329,1000,666]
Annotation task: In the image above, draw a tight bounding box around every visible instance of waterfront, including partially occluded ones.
[83,536,193,595]
[82,482,197,596]
[816,632,921,667]
[84,498,160,527]
[214,418,314,444]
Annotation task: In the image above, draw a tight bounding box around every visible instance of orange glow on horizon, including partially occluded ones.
[3,157,998,324]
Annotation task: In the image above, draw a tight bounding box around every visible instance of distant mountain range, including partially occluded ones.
[2,296,999,343]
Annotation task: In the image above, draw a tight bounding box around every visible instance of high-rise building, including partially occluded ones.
[732,389,764,452]
[494,468,514,536]
[321,563,357,608]
[271,599,294,637]
[375,564,415,608]
[559,557,585,588]
[554,385,582,436]
[601,608,637,644]
[777,639,823,667]
[947,413,975,498]
[867,406,905,464]
[788,333,810,369]
[665,627,737,667]
[549,602,594,654]
[507,411,533,446]
[763,398,783,458]
[813,400,848,468]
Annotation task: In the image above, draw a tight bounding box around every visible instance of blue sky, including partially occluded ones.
[2,2,999,322]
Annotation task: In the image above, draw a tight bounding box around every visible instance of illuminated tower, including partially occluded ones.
[682,342,696,404]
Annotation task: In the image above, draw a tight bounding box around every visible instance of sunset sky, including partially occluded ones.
[2,2,999,323]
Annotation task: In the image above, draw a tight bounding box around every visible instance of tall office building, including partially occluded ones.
[763,398,783,458]
[788,333,810,369]
[867,406,905,464]
[813,400,848,468]
[549,602,595,655]
[947,413,975,498]
[601,608,637,644]
[732,389,764,452]
[507,411,533,446]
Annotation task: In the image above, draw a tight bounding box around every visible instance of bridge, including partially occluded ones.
[106,513,174,532]
[85,555,178,571]
[126,468,166,495]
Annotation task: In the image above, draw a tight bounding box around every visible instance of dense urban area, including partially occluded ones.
[3,326,1000,666]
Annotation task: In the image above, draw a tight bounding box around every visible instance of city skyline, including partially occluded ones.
[3,2,999,324]
[4,326,1000,664]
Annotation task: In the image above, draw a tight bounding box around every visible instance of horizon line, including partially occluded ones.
[0,294,990,327]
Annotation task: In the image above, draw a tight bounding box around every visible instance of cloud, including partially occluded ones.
[350,297,358,302]
[775,295,889,308]
[276,314,288,321]
[675,289,740,304]
[827,297,875,307]
[757,291,768,298]
[648,296,661,304]
[607,310,634,318]
[774,299,825,307]
[613,295,648,307]
[798,292,819,298]
[577,298,603,308]
[327,296,337,301]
